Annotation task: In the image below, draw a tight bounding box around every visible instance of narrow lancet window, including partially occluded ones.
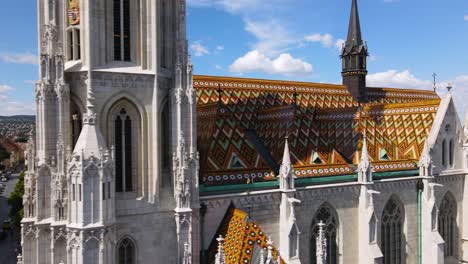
[114,0,131,61]
[118,238,135,264]
[381,197,404,264]
[114,108,133,192]
[438,193,457,258]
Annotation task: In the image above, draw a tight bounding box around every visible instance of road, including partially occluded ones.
[0,173,20,264]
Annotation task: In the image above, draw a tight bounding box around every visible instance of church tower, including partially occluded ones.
[341,0,369,103]
[22,0,199,263]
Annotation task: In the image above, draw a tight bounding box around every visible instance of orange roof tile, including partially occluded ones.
[194,75,440,186]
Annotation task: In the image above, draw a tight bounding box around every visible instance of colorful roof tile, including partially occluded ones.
[195,75,440,186]
[208,205,284,264]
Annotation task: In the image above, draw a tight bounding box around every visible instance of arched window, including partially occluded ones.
[442,139,447,167]
[438,193,457,258]
[310,204,338,264]
[115,108,133,192]
[107,100,141,195]
[381,197,404,264]
[118,238,136,264]
[449,139,454,167]
[114,0,131,61]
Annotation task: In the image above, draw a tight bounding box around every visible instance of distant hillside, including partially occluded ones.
[0,115,36,121]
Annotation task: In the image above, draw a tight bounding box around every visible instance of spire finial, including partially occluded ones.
[447,83,453,93]
[361,132,369,162]
[279,137,295,190]
[215,235,226,264]
[282,137,291,166]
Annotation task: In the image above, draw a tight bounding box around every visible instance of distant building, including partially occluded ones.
[21,0,467,264]
[0,137,25,168]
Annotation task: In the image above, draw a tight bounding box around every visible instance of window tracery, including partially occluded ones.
[381,197,404,264]
[438,193,457,258]
[311,204,338,264]
[118,238,135,264]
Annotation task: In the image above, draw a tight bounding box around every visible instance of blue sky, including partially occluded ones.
[0,0,467,116]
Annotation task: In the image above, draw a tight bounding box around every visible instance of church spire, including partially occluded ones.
[341,0,369,103]
[346,0,363,47]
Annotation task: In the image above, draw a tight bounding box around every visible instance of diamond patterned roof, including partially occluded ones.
[207,205,284,264]
[195,75,440,186]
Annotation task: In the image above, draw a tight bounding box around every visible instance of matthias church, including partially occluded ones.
[19,0,468,263]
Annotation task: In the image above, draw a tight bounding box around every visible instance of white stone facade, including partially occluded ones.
[22,0,468,264]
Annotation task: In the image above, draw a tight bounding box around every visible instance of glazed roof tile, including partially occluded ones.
[208,205,284,264]
[194,75,440,186]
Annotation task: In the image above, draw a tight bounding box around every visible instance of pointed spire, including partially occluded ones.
[215,235,226,264]
[419,139,433,176]
[282,138,291,166]
[266,236,274,263]
[259,249,266,264]
[341,0,368,102]
[358,133,372,183]
[360,133,369,163]
[316,221,327,264]
[346,0,363,47]
[279,138,295,190]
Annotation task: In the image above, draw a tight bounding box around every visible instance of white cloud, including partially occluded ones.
[367,70,432,89]
[190,41,210,57]
[0,52,37,65]
[335,39,345,51]
[305,34,344,51]
[464,15,468,21]
[244,19,296,56]
[0,85,14,93]
[215,64,223,70]
[367,70,468,118]
[229,50,312,76]
[216,45,225,51]
[305,33,334,48]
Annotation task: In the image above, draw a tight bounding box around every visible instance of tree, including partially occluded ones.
[0,145,10,162]
[8,171,24,230]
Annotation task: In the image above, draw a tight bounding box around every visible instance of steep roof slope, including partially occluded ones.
[194,75,440,187]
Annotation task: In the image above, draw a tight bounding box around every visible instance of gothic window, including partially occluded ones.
[114,108,133,192]
[118,238,136,264]
[67,28,81,61]
[114,0,131,61]
[66,0,81,61]
[449,139,454,167]
[442,139,447,167]
[160,0,168,68]
[381,197,404,264]
[311,204,338,264]
[438,193,457,258]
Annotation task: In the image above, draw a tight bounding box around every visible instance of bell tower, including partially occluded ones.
[23,0,200,263]
[341,0,369,103]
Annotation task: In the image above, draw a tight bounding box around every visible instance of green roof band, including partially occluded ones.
[200,169,419,195]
